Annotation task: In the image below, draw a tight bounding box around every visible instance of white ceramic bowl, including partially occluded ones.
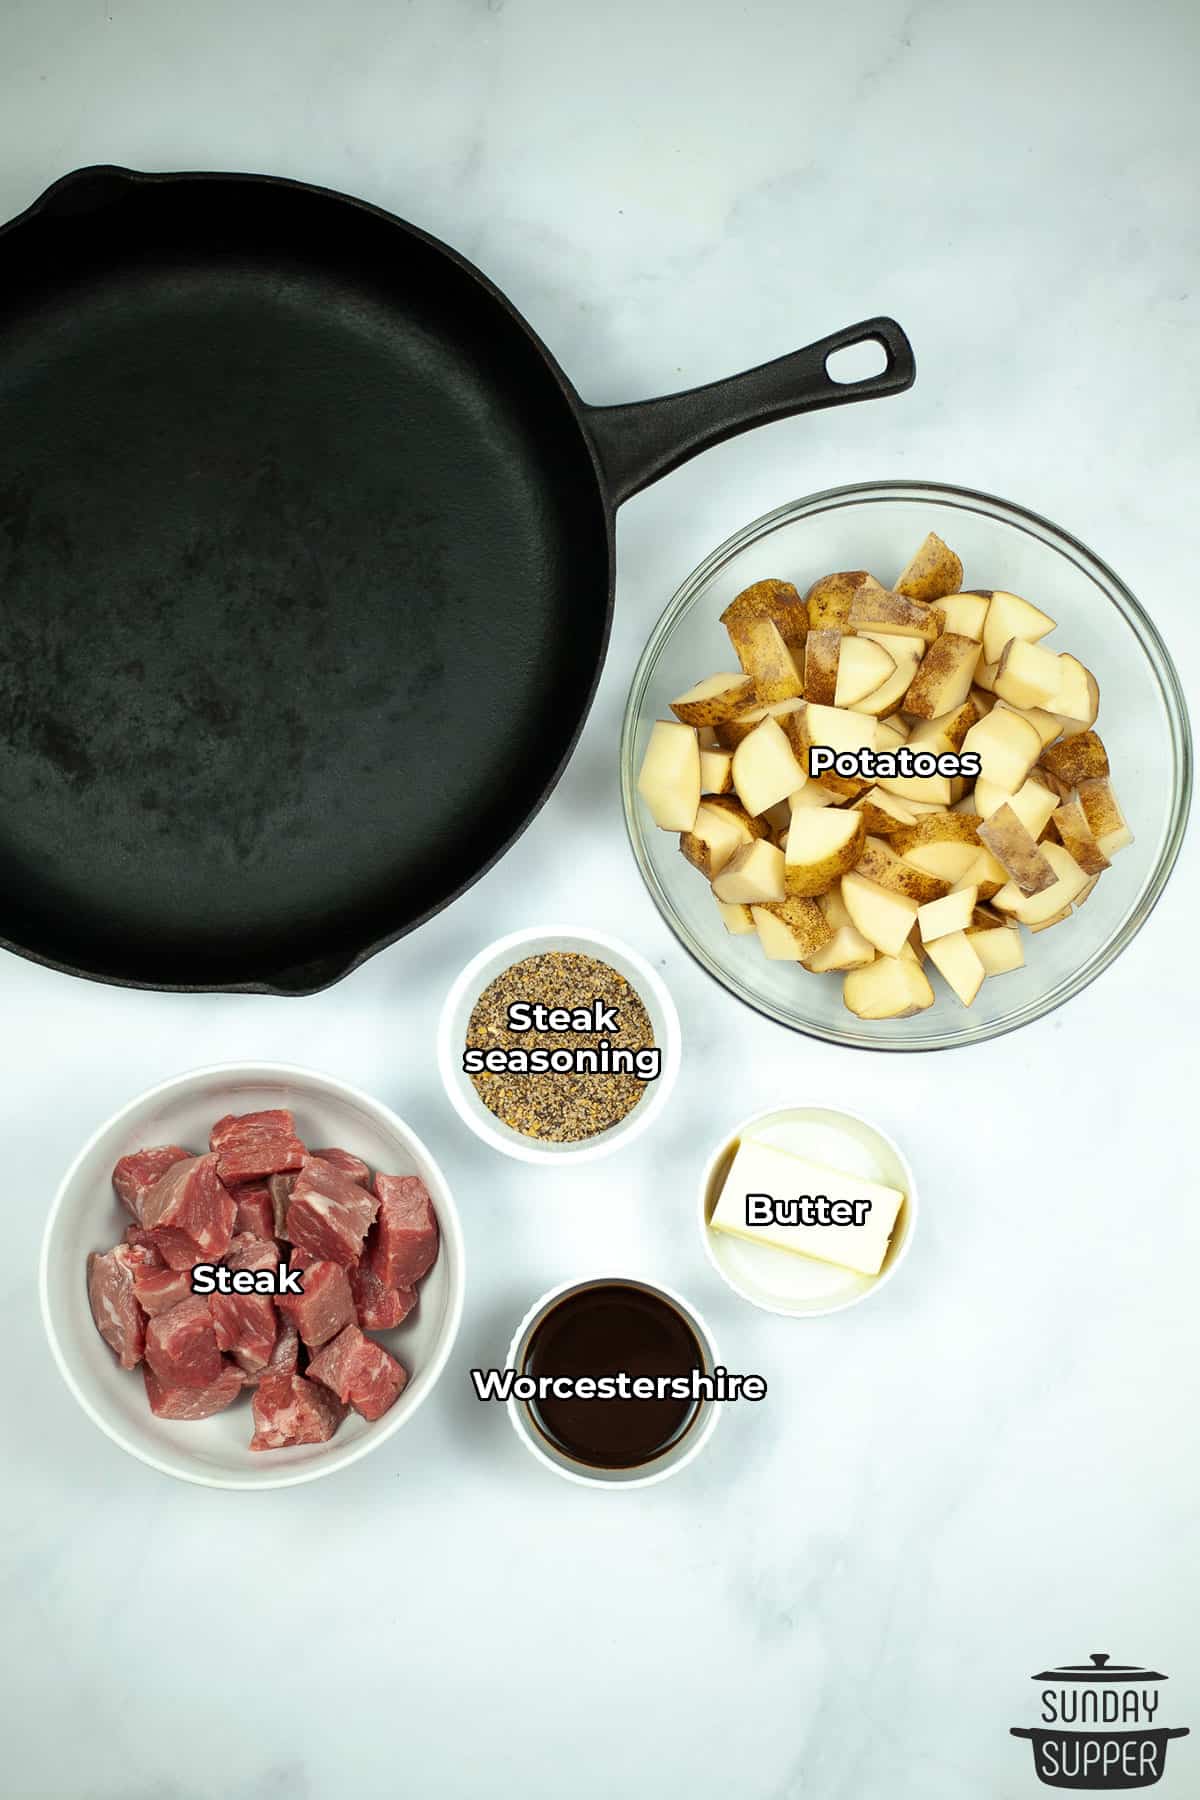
[505,1278,722,1488]
[40,1063,465,1489]
[698,1104,917,1317]
[437,926,681,1165]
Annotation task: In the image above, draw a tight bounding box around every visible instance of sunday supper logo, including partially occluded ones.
[1010,1652,1189,1790]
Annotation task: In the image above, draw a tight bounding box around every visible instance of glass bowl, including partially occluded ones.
[620,481,1191,1051]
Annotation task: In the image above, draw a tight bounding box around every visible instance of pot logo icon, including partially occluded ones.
[1011,1652,1189,1789]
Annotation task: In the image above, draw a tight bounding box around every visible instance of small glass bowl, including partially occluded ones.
[620,481,1191,1051]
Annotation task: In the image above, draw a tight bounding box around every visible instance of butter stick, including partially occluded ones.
[710,1138,904,1276]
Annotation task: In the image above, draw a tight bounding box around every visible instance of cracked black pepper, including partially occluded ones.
[464,952,659,1143]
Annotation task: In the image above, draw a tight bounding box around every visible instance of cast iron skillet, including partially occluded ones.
[0,165,914,994]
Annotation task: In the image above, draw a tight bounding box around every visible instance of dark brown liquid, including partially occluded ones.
[523,1281,705,1470]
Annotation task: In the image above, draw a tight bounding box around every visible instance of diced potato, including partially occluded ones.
[924,931,986,1006]
[848,586,941,643]
[1028,905,1074,933]
[993,840,1090,923]
[894,532,963,603]
[967,924,1025,976]
[789,780,838,810]
[637,720,701,830]
[904,701,976,756]
[973,658,1001,694]
[977,803,1057,895]
[917,885,978,943]
[872,711,911,748]
[876,771,954,806]
[932,592,990,640]
[803,629,841,705]
[679,801,761,879]
[803,924,876,972]
[891,812,982,855]
[711,838,786,904]
[855,836,952,903]
[902,841,981,883]
[848,637,922,717]
[902,632,981,719]
[834,636,896,708]
[784,808,866,896]
[974,775,1058,839]
[721,578,807,647]
[982,589,1056,665]
[843,954,935,1019]
[731,716,807,816]
[670,672,755,727]
[993,637,1062,711]
[853,787,918,835]
[726,614,805,703]
[715,898,756,935]
[805,570,884,632]
[961,707,1042,794]
[1051,653,1100,731]
[992,699,1061,749]
[713,695,804,750]
[751,896,834,961]
[953,848,1007,902]
[699,745,734,794]
[841,872,920,956]
[1040,728,1109,785]
[1076,776,1132,855]
[1051,796,1110,876]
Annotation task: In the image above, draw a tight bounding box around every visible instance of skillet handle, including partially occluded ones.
[582,317,915,509]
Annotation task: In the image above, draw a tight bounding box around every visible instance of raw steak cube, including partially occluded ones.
[211,1109,306,1185]
[210,1109,297,1152]
[145,1228,211,1271]
[311,1147,371,1186]
[248,1313,300,1382]
[367,1175,439,1288]
[216,1132,307,1185]
[250,1371,345,1450]
[307,1324,409,1421]
[286,1157,378,1266]
[277,1259,355,1348]
[144,1360,243,1420]
[144,1296,222,1390]
[120,1238,163,1279]
[233,1186,275,1240]
[226,1233,281,1274]
[269,1173,296,1237]
[287,1242,320,1273]
[349,1259,417,1332]
[87,1245,147,1369]
[141,1154,235,1263]
[112,1146,192,1221]
[211,1290,277,1373]
[123,1224,163,1254]
[133,1264,194,1317]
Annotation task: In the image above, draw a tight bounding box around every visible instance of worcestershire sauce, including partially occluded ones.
[523,1280,704,1470]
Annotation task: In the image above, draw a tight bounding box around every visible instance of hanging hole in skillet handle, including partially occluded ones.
[582,316,916,509]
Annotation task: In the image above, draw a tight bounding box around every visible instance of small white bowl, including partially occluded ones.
[437,926,681,1165]
[39,1062,465,1489]
[698,1105,918,1318]
[504,1278,722,1488]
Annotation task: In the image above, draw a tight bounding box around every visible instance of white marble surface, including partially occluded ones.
[2,2,1198,1795]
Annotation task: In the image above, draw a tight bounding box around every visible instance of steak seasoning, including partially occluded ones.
[464,952,659,1143]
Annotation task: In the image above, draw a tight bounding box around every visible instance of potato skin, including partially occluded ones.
[783,813,866,897]
[720,579,808,651]
[856,836,953,904]
[803,629,841,705]
[753,895,835,958]
[670,673,755,727]
[894,532,964,603]
[1050,798,1110,877]
[1039,728,1109,785]
[890,813,983,855]
[901,632,981,720]
[977,803,1058,896]
[848,587,942,644]
[804,570,882,632]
